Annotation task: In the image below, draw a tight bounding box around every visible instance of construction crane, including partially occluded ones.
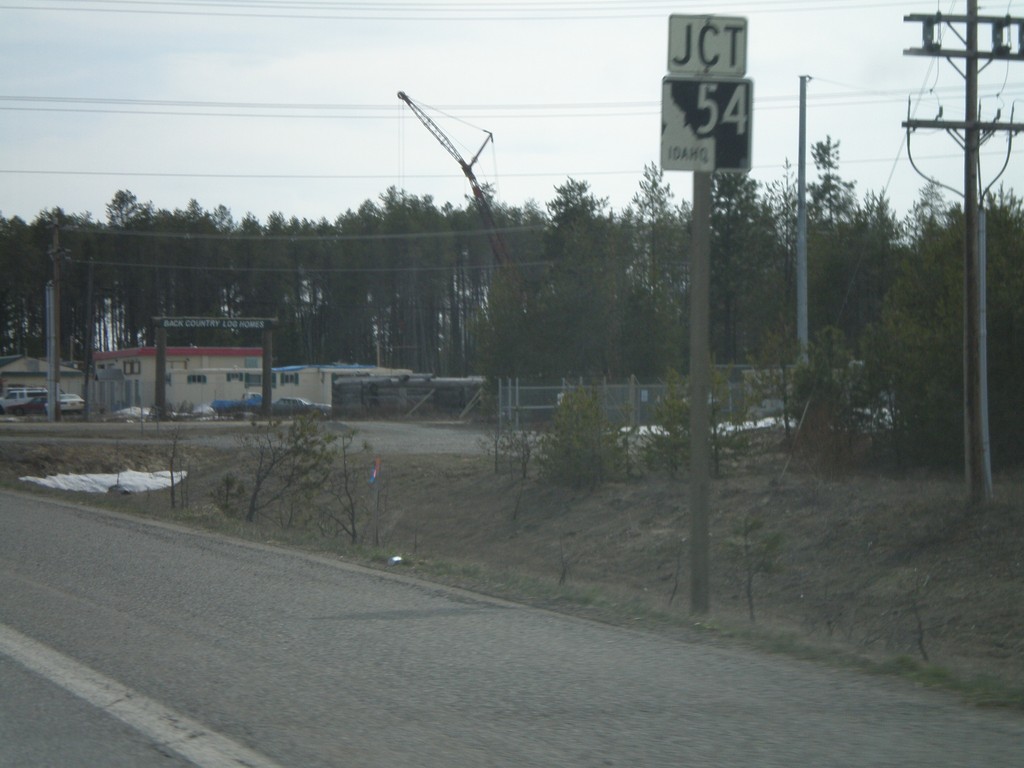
[397,91,511,267]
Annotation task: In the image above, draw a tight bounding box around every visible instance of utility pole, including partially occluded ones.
[962,3,983,503]
[904,2,1024,503]
[796,75,810,357]
[83,258,95,421]
[47,222,64,423]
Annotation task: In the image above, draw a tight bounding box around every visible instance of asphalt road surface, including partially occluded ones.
[2,490,1022,767]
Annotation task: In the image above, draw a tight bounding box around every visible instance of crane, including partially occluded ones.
[397,91,511,267]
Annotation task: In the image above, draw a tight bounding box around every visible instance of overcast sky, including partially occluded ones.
[3,1,1024,226]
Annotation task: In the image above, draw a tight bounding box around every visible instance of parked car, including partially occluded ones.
[0,386,48,414]
[59,393,86,413]
[8,395,48,416]
[6,393,85,416]
[271,396,332,418]
[210,393,262,417]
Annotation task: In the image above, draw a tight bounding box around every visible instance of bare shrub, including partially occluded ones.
[321,429,365,543]
[239,415,336,527]
[726,508,784,622]
[212,472,246,517]
[485,428,539,520]
[493,428,537,481]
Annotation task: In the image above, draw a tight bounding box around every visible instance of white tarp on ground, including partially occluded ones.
[20,470,186,494]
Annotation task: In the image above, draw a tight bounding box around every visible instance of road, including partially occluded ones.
[2,489,1022,767]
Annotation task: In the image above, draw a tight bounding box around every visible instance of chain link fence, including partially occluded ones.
[496,372,753,434]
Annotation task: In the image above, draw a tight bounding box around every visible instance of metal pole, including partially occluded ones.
[796,75,810,357]
[690,171,712,615]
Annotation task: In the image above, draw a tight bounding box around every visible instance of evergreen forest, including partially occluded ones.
[2,139,1022,468]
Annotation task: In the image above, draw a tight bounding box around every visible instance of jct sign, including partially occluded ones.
[661,76,752,173]
[667,15,747,76]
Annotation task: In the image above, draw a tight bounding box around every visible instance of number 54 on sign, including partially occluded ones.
[661,76,753,173]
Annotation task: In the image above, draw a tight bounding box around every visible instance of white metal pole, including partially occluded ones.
[797,75,810,357]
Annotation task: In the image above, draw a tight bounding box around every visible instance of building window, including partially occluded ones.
[244,373,262,386]
[227,372,243,383]
[123,360,140,375]
[281,372,299,386]
[187,374,208,385]
[244,357,260,369]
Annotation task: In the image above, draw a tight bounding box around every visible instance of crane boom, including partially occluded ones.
[397,91,510,266]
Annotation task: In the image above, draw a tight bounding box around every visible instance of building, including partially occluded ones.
[93,346,263,414]
[0,354,84,397]
[91,346,407,414]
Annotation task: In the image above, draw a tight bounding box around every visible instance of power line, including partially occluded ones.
[82,256,554,274]
[65,222,545,242]
[6,83,1024,117]
[0,0,946,21]
[0,167,649,180]
[0,149,994,183]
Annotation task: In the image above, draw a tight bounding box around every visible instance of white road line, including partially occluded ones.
[0,622,283,768]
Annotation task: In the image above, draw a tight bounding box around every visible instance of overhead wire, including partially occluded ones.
[8,83,1024,118]
[1,0,1007,214]
[1,149,992,183]
[0,0,947,21]
[80,256,555,274]
[60,220,554,275]
[64,221,545,243]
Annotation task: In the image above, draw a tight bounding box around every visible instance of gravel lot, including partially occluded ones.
[0,417,491,455]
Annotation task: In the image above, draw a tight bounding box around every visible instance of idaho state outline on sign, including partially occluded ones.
[661,78,752,173]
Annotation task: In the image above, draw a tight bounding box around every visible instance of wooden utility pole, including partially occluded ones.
[83,258,95,421]
[48,222,63,422]
[904,2,1024,503]
[962,3,983,502]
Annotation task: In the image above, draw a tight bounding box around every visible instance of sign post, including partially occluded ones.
[689,171,712,616]
[660,14,751,616]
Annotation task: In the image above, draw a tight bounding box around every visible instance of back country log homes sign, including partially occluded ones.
[152,316,277,418]
[154,317,277,331]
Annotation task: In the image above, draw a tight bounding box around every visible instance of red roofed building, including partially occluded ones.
[93,346,263,414]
